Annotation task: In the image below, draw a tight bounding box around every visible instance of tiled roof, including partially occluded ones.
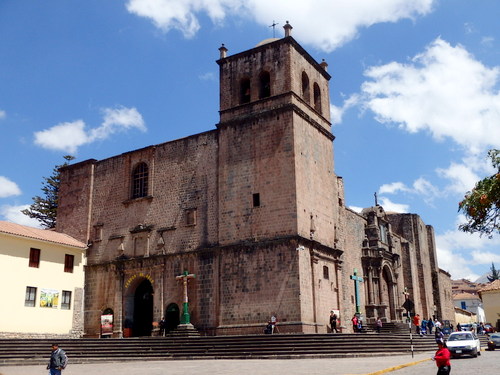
[0,221,86,249]
[479,279,500,293]
[453,292,480,300]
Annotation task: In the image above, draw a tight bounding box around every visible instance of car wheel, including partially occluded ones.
[472,350,478,358]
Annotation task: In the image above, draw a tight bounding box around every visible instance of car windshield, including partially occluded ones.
[448,333,473,341]
[491,334,500,339]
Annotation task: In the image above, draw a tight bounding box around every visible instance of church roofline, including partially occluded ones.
[216,36,331,81]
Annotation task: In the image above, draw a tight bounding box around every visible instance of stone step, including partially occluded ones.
[0,333,445,365]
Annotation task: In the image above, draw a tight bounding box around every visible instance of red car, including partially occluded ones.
[484,323,495,333]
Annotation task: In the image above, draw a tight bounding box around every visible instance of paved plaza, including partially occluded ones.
[0,352,433,375]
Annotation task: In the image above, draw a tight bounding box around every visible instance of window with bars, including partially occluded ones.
[29,248,40,268]
[131,162,149,199]
[64,254,74,273]
[25,286,37,307]
[61,290,72,310]
[323,266,329,279]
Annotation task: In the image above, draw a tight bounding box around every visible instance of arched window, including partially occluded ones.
[240,78,251,104]
[259,71,271,99]
[131,162,148,199]
[313,83,322,114]
[301,72,310,103]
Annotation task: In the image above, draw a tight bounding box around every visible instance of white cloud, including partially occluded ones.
[0,177,21,198]
[199,72,216,81]
[360,38,500,154]
[348,205,363,213]
[481,36,494,47]
[0,110,5,119]
[34,120,89,154]
[0,204,42,228]
[378,197,409,213]
[330,94,359,124]
[90,106,146,141]
[34,106,146,153]
[435,214,500,279]
[379,182,408,194]
[436,162,480,194]
[126,0,434,51]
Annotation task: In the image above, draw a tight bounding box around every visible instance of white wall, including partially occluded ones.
[0,234,85,335]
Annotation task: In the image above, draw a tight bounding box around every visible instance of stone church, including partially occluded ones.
[56,23,454,337]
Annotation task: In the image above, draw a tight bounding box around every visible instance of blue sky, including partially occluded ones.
[1,0,499,281]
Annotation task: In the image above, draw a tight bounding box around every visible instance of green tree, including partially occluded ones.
[458,149,500,237]
[22,155,75,229]
[487,262,500,282]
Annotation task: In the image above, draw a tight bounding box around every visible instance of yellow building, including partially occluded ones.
[0,221,86,337]
[479,279,500,331]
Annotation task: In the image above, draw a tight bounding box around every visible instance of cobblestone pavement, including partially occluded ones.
[0,352,434,375]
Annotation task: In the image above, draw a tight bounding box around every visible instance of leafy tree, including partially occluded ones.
[458,149,500,237]
[487,262,500,282]
[22,155,75,229]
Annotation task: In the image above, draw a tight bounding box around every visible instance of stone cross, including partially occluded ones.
[176,270,196,324]
[350,268,363,314]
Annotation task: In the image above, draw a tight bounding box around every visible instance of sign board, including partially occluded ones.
[101,314,113,336]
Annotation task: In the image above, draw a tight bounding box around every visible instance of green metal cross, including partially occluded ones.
[176,270,196,324]
[350,268,363,314]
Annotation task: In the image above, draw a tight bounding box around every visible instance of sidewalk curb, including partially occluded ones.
[361,357,430,375]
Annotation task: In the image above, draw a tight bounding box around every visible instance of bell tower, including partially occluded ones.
[216,22,339,249]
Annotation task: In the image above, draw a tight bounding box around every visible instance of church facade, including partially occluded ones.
[56,24,454,337]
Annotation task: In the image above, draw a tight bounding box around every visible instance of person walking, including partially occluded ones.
[427,318,434,334]
[329,311,338,333]
[413,314,421,335]
[435,327,444,344]
[375,317,382,333]
[432,341,451,375]
[159,316,166,336]
[47,343,68,375]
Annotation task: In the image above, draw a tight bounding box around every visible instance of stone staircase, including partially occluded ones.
[0,333,443,366]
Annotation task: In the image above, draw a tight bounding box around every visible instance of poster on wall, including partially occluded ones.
[40,289,59,308]
[101,314,114,336]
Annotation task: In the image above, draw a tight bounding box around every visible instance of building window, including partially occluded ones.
[379,223,388,243]
[313,82,322,114]
[461,301,466,310]
[29,248,41,268]
[240,78,251,104]
[186,208,197,226]
[323,266,329,279]
[253,193,260,207]
[61,290,72,310]
[301,72,310,103]
[131,162,149,199]
[259,71,271,99]
[25,286,37,307]
[64,254,74,273]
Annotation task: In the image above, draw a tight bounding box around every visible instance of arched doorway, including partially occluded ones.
[382,266,396,321]
[133,279,154,336]
[165,303,180,334]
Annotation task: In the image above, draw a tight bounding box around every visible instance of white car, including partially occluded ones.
[446,331,481,358]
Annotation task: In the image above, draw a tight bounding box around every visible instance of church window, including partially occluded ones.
[313,83,322,114]
[29,248,40,268]
[25,286,37,307]
[186,208,197,226]
[379,223,388,243]
[259,71,271,99]
[301,72,310,103]
[323,266,329,279]
[253,193,260,207]
[131,162,149,199]
[61,290,72,310]
[64,254,74,273]
[240,78,251,104]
